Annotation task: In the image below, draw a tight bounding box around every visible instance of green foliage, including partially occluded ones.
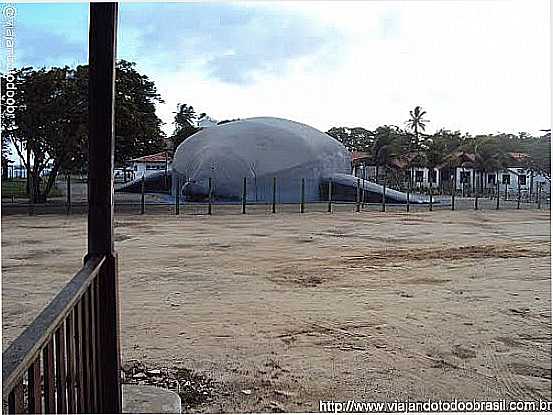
[171,103,200,151]
[113,60,166,165]
[0,60,166,202]
[326,126,373,152]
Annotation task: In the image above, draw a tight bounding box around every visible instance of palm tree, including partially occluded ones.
[405,106,429,148]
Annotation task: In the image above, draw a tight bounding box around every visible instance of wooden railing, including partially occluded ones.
[2,255,115,413]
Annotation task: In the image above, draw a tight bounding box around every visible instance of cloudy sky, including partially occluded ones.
[6,0,551,136]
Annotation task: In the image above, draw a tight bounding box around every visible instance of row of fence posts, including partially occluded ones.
[127,174,547,216]
[14,173,546,216]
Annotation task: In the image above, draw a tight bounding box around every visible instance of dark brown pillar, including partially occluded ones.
[87,3,121,413]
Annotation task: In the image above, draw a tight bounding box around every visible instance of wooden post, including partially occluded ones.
[496,173,500,210]
[474,191,479,210]
[406,169,411,213]
[140,175,145,215]
[300,178,305,213]
[327,180,332,213]
[361,177,365,208]
[451,168,456,211]
[86,3,121,412]
[242,177,247,214]
[208,177,213,215]
[272,176,276,214]
[429,179,433,211]
[66,173,72,215]
[175,176,180,215]
[504,182,508,201]
[530,170,534,201]
[537,183,542,209]
[381,173,386,213]
[517,178,521,209]
[356,178,360,212]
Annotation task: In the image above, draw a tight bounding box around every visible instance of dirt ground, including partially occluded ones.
[2,209,551,412]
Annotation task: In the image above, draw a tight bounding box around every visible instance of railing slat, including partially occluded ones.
[65,312,76,414]
[74,301,84,413]
[27,359,42,413]
[89,284,98,412]
[93,277,103,411]
[7,378,24,414]
[43,340,56,414]
[2,256,105,399]
[81,292,91,412]
[55,325,67,413]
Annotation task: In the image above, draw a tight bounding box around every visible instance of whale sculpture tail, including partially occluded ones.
[327,173,431,204]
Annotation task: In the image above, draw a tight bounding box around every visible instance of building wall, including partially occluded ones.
[454,167,550,193]
[131,161,167,178]
[354,164,550,194]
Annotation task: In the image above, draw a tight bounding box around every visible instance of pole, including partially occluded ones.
[504,182,508,201]
[272,176,276,214]
[517,178,521,209]
[242,177,246,214]
[208,177,213,215]
[164,150,168,191]
[66,173,72,216]
[361,177,365,208]
[474,190,479,210]
[429,178,433,212]
[451,167,456,211]
[381,172,386,212]
[356,178,360,212]
[140,174,145,214]
[327,180,332,213]
[175,176,180,215]
[406,168,411,213]
[537,183,542,209]
[87,3,121,412]
[300,178,305,214]
[496,173,500,210]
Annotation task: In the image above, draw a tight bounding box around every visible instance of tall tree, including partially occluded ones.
[113,60,166,165]
[171,103,199,151]
[405,105,429,149]
[0,60,166,202]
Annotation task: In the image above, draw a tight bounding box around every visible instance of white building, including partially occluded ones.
[453,167,550,194]
[351,150,550,195]
[129,152,170,179]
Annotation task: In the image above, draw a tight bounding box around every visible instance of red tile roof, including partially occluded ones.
[130,152,170,163]
[351,151,371,161]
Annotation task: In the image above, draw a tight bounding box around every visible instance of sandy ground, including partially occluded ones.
[2,209,551,412]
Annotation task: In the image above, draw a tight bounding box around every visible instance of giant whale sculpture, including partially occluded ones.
[117,117,429,204]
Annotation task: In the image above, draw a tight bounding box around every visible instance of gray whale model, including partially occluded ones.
[117,117,429,204]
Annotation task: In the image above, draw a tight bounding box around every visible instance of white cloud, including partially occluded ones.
[150,0,550,136]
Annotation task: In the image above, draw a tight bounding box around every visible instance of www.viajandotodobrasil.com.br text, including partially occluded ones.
[319,398,552,413]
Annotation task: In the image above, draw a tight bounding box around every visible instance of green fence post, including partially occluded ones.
[496,175,500,210]
[242,177,247,214]
[361,177,365,208]
[208,177,213,215]
[175,176,180,215]
[356,178,360,212]
[429,179,433,212]
[381,174,386,213]
[272,176,276,214]
[406,170,411,213]
[327,180,332,213]
[66,173,72,216]
[300,178,305,213]
[517,180,521,210]
[140,174,145,215]
[451,168,456,211]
